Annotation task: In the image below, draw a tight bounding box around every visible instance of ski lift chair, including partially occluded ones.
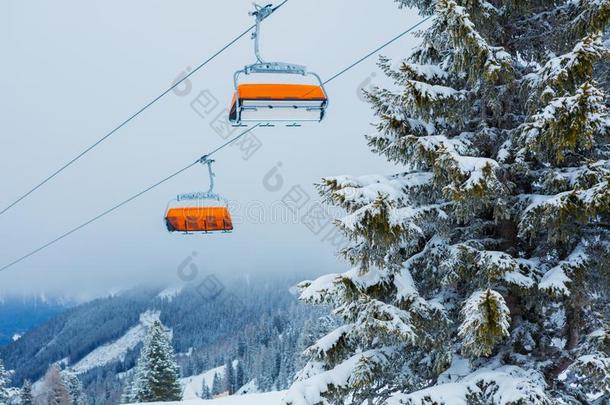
[229,3,328,127]
[164,158,233,234]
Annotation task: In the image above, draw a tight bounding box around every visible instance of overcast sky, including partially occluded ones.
[0,0,424,299]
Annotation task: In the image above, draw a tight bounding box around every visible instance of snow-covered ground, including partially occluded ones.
[140,391,287,405]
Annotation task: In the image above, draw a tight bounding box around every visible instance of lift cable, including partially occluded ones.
[323,16,432,85]
[0,0,289,218]
[0,16,433,273]
[0,124,260,273]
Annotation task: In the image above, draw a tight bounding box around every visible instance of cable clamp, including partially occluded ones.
[198,155,214,165]
[249,3,274,22]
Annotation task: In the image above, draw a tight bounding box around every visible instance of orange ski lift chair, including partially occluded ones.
[229,3,328,127]
[164,158,233,234]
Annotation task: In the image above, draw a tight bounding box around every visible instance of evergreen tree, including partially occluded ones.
[61,370,87,405]
[20,380,33,405]
[211,372,223,396]
[129,320,182,402]
[257,347,275,392]
[120,373,136,404]
[237,337,247,358]
[234,362,245,392]
[286,1,609,404]
[124,347,151,403]
[273,352,281,385]
[200,382,212,400]
[223,359,234,395]
[0,359,10,405]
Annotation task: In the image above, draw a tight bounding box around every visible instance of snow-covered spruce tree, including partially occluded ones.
[128,320,182,402]
[121,374,137,404]
[122,347,151,403]
[211,372,223,396]
[20,380,33,405]
[223,359,235,395]
[235,361,245,392]
[285,1,609,404]
[0,359,10,405]
[200,382,212,400]
[61,370,87,405]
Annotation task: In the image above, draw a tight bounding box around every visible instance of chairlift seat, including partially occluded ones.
[229,83,327,124]
[165,207,233,233]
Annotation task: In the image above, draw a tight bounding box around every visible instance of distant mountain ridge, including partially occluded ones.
[0,275,323,405]
[0,295,74,345]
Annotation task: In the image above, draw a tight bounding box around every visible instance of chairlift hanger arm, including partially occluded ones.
[194,155,216,195]
[251,4,272,63]
[250,2,288,59]
[249,1,289,64]
[234,1,316,89]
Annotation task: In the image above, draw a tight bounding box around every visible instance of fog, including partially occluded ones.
[0,0,424,299]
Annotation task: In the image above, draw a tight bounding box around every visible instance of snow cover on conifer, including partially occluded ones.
[286,0,610,403]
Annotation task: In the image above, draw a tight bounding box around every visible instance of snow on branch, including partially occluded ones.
[532,160,610,194]
[419,134,471,153]
[370,131,475,173]
[478,251,517,274]
[334,298,417,347]
[436,0,513,82]
[298,274,342,305]
[401,63,449,83]
[298,267,395,307]
[529,33,608,98]
[394,266,419,303]
[406,80,464,103]
[393,265,448,323]
[304,324,355,361]
[476,251,536,289]
[282,350,389,405]
[388,365,550,405]
[336,198,448,252]
[520,81,609,164]
[388,204,450,229]
[569,0,610,39]
[458,289,510,358]
[518,180,610,243]
[440,153,499,188]
[538,245,589,296]
[437,150,506,218]
[321,173,433,211]
[558,353,610,401]
[340,267,391,291]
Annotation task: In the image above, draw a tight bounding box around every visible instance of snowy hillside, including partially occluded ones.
[180,361,238,400]
[71,311,161,374]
